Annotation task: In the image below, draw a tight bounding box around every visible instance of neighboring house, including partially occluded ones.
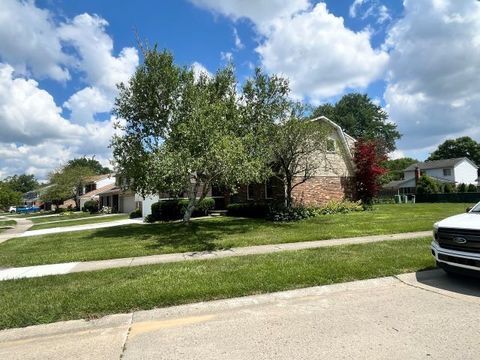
[383,157,479,194]
[103,116,356,217]
[78,174,116,210]
[22,185,53,210]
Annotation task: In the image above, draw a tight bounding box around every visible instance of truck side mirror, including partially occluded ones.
[466,207,472,213]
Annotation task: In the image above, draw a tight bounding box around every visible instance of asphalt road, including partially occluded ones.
[1,269,479,359]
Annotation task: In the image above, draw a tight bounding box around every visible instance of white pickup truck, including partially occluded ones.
[432,202,480,276]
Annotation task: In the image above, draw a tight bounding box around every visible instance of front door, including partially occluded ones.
[112,194,119,213]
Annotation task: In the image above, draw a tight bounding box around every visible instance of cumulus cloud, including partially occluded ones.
[190,0,309,29]
[191,61,211,81]
[191,1,388,101]
[0,63,81,145]
[384,0,480,154]
[0,3,138,179]
[0,0,70,81]
[349,0,391,24]
[257,3,388,100]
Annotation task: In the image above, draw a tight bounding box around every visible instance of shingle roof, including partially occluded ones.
[80,183,116,198]
[404,158,476,171]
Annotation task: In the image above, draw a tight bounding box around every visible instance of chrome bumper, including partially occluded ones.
[431,241,480,272]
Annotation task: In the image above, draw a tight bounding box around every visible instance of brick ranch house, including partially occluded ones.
[99,116,356,217]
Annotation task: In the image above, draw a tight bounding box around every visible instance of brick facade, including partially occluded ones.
[230,176,354,207]
[291,176,354,206]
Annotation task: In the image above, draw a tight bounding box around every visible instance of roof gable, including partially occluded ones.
[404,157,478,172]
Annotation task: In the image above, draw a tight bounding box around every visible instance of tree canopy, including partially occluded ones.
[271,111,330,208]
[2,174,38,193]
[65,157,111,175]
[112,48,290,222]
[0,182,23,210]
[428,136,480,165]
[41,165,95,205]
[313,93,401,155]
[380,157,418,184]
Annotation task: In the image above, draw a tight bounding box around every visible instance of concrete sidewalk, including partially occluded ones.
[1,269,479,360]
[0,230,431,281]
[0,218,33,245]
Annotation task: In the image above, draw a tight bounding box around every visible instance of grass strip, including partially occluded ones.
[0,237,434,329]
[0,203,466,267]
[28,214,129,230]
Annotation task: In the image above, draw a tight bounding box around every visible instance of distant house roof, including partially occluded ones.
[84,173,114,183]
[382,179,411,189]
[97,186,132,196]
[80,183,116,199]
[404,158,478,172]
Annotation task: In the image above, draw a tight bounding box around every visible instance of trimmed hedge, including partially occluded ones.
[129,209,142,219]
[82,200,99,214]
[416,193,480,203]
[150,197,215,222]
[226,203,269,218]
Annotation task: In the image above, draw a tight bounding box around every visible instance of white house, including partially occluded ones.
[383,157,479,194]
[78,174,116,209]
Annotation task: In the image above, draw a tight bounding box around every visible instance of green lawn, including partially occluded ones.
[28,214,129,230]
[0,220,16,233]
[0,203,467,267]
[28,212,119,224]
[0,237,434,329]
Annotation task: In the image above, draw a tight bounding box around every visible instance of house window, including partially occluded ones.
[326,139,336,153]
[247,184,255,200]
[265,179,273,199]
[443,168,452,176]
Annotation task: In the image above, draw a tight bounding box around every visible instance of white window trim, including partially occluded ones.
[443,168,452,176]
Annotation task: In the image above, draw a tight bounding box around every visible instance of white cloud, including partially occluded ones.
[0,5,137,179]
[0,0,70,81]
[349,0,391,24]
[192,1,387,101]
[233,28,244,49]
[0,63,81,145]
[63,86,112,124]
[58,14,138,93]
[349,0,365,18]
[190,0,309,30]
[257,3,388,100]
[384,0,480,152]
[191,61,212,81]
[221,51,234,62]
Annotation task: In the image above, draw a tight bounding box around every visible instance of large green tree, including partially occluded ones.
[65,157,111,175]
[271,109,330,208]
[313,93,401,155]
[0,183,23,211]
[112,48,290,222]
[42,165,95,206]
[428,136,480,165]
[3,174,38,193]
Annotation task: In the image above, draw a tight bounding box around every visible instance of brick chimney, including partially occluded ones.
[415,166,421,186]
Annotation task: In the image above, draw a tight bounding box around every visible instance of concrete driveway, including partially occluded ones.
[1,269,479,359]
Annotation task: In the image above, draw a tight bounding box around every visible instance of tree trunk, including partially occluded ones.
[285,176,293,208]
[183,183,198,224]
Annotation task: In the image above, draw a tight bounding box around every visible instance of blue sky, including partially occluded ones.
[0,0,479,179]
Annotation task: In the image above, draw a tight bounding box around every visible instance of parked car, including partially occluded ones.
[432,202,480,276]
[13,206,41,214]
[8,206,16,213]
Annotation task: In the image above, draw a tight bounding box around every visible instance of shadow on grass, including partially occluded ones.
[90,217,296,253]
